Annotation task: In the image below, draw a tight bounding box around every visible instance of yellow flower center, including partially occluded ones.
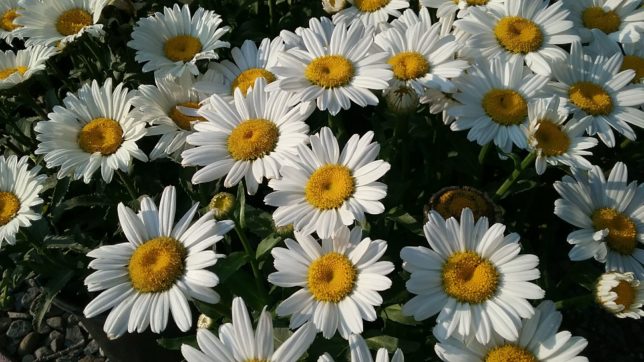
[485,344,537,362]
[0,8,21,31]
[208,192,235,219]
[494,16,543,54]
[305,164,355,210]
[612,280,636,310]
[77,118,124,155]
[128,236,186,293]
[354,0,390,12]
[582,6,621,34]
[433,189,492,221]
[307,252,357,303]
[305,55,354,88]
[591,208,637,255]
[227,119,279,161]
[388,51,429,81]
[534,120,570,157]
[56,8,93,36]
[0,192,20,226]
[621,55,644,84]
[482,89,528,126]
[164,35,203,62]
[169,101,204,130]
[569,82,613,116]
[231,68,277,95]
[0,66,27,80]
[453,0,489,5]
[441,251,499,304]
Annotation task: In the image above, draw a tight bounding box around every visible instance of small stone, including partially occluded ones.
[34,346,52,359]
[18,332,41,356]
[0,317,11,333]
[46,316,64,330]
[20,288,40,307]
[64,325,84,347]
[6,320,31,338]
[83,339,99,355]
[7,312,30,319]
[33,322,51,334]
[48,330,64,352]
[21,355,34,362]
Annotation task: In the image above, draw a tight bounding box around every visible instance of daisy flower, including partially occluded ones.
[0,0,23,43]
[553,162,644,277]
[563,0,644,43]
[425,186,498,222]
[454,0,579,76]
[550,42,644,147]
[182,78,311,195]
[586,29,644,84]
[401,208,545,344]
[127,4,230,77]
[0,156,46,248]
[15,0,107,46]
[83,186,234,339]
[0,45,58,91]
[34,78,148,184]
[526,97,598,175]
[271,19,393,116]
[595,271,644,319]
[435,300,589,361]
[420,88,458,125]
[318,334,404,362]
[268,226,394,339]
[264,127,390,239]
[181,297,317,362]
[448,56,549,152]
[332,0,410,27]
[421,0,505,19]
[280,17,335,51]
[383,82,419,114]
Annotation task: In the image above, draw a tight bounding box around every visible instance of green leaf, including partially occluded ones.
[365,335,399,352]
[50,176,71,208]
[380,304,419,326]
[43,235,91,253]
[214,251,248,283]
[51,194,110,222]
[255,234,281,259]
[244,204,275,238]
[236,182,246,230]
[157,335,197,351]
[33,269,74,331]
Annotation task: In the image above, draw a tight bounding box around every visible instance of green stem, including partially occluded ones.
[478,143,491,165]
[235,223,268,301]
[116,170,138,201]
[554,294,594,309]
[268,0,276,33]
[493,152,536,200]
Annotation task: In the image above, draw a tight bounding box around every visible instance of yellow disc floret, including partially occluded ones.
[56,8,93,36]
[77,118,124,155]
[621,55,644,84]
[231,68,277,95]
[494,16,544,54]
[164,35,203,62]
[354,0,390,12]
[569,82,613,116]
[305,55,354,88]
[208,192,235,220]
[432,188,493,221]
[388,52,429,81]
[1,8,21,31]
[482,89,528,126]
[307,252,357,303]
[582,6,621,34]
[0,66,27,80]
[441,251,499,304]
[128,236,187,293]
[305,164,355,210]
[0,192,20,226]
[592,208,637,255]
[169,101,204,130]
[485,344,538,362]
[534,120,570,157]
[227,118,279,161]
[612,280,636,310]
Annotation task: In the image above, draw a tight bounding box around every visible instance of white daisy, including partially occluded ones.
[318,334,404,362]
[595,271,644,319]
[420,88,458,125]
[562,0,644,43]
[34,78,148,184]
[448,56,550,152]
[454,0,579,76]
[15,0,107,46]
[280,17,335,51]
[0,156,46,248]
[0,45,58,90]
[264,127,390,239]
[127,4,230,77]
[181,297,317,362]
[553,162,644,278]
[83,186,234,339]
[181,78,311,195]
[271,19,393,116]
[332,0,410,27]
[401,208,545,344]
[435,300,589,362]
[421,0,506,19]
[0,0,23,43]
[550,41,644,147]
[268,226,394,339]
[526,96,598,175]
[586,29,644,84]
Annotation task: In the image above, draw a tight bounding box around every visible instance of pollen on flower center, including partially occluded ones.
[441,251,499,304]
[388,51,429,81]
[164,35,203,62]
[354,0,390,12]
[621,55,644,84]
[612,280,636,310]
[56,8,93,36]
[591,208,637,255]
[77,118,124,155]
[231,68,277,95]
[482,89,528,126]
[432,188,493,221]
[484,344,537,362]
[494,16,543,54]
[582,6,621,34]
[305,164,355,210]
[0,66,27,80]
[227,118,279,161]
[1,8,21,31]
[169,101,204,130]
[0,191,20,226]
[534,120,570,156]
[305,55,354,88]
[307,252,357,302]
[128,236,187,293]
[569,82,613,116]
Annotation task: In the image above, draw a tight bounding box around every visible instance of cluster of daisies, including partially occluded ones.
[0,0,643,360]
